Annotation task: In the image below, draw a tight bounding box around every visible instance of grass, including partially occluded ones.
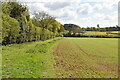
[111,31,120,33]
[83,31,107,36]
[83,31,119,37]
[2,37,118,78]
[2,37,63,78]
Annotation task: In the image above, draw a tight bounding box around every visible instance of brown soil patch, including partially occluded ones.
[53,39,118,78]
[94,62,118,77]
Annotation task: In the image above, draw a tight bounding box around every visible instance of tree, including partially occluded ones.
[97,24,100,31]
[2,14,20,45]
[33,11,55,30]
[2,2,28,19]
[58,25,64,33]
[2,1,65,45]
[97,24,100,28]
[2,2,12,15]
[2,2,30,43]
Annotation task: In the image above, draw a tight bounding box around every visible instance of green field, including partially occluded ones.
[2,38,62,78]
[2,37,118,78]
[83,31,119,37]
[53,38,118,78]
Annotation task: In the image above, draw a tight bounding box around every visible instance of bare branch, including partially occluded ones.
[33,11,55,30]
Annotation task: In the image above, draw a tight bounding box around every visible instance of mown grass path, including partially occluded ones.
[53,38,118,78]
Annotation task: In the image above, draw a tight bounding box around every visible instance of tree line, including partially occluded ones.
[64,24,120,32]
[2,2,65,45]
[2,2,119,45]
[63,24,120,38]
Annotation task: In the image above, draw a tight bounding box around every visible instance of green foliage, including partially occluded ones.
[26,15,30,21]
[2,2,28,18]
[26,20,35,41]
[31,19,41,27]
[63,24,81,34]
[10,2,27,18]
[2,1,65,45]
[58,25,64,33]
[2,14,20,45]
[2,2,30,44]
[2,2,12,15]
[97,24,100,28]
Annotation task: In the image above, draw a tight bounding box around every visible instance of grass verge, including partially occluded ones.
[2,37,63,78]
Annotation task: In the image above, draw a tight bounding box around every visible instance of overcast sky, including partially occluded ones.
[18,0,119,27]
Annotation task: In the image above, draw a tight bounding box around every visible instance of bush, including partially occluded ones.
[2,14,20,45]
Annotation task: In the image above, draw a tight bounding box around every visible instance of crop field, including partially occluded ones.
[83,31,107,36]
[53,38,118,78]
[2,37,118,78]
[83,31,119,37]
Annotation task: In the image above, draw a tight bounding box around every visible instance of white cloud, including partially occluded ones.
[16,0,119,3]
[16,0,81,2]
[104,15,112,20]
[82,0,119,3]
[93,4,103,11]
[25,3,48,12]
[93,3,114,11]
[77,3,93,15]
[19,0,118,27]
[44,2,71,10]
